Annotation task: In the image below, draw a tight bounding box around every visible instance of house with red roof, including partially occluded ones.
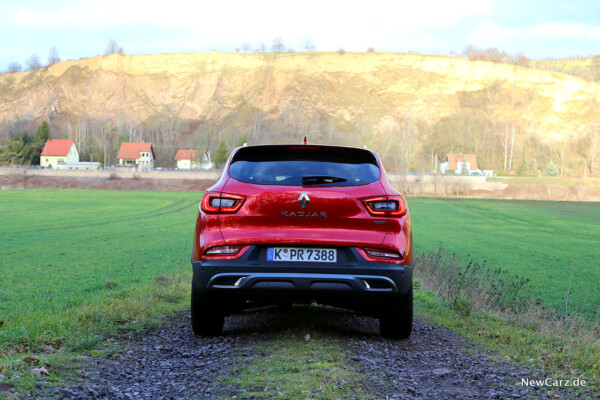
[440,153,479,175]
[174,149,212,169]
[40,139,79,168]
[117,142,155,171]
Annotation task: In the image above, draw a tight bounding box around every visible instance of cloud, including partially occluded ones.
[529,23,600,39]
[470,20,600,45]
[13,0,494,35]
[4,0,494,58]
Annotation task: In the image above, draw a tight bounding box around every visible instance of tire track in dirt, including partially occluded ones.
[27,200,197,234]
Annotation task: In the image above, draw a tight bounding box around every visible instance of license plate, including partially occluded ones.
[267,248,337,263]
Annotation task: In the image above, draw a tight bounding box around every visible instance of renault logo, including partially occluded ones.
[298,193,310,208]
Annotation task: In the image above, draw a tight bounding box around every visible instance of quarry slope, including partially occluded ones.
[1,52,599,139]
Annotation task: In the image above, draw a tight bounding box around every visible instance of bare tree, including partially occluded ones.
[514,52,531,67]
[271,37,285,52]
[48,46,60,65]
[147,106,182,166]
[367,47,375,52]
[105,39,124,55]
[194,122,218,157]
[392,111,421,172]
[508,125,515,170]
[252,111,263,144]
[355,114,375,148]
[463,44,482,60]
[503,124,509,171]
[280,101,307,139]
[301,36,315,52]
[255,42,266,53]
[6,62,22,73]
[575,123,600,176]
[241,42,250,53]
[26,54,42,71]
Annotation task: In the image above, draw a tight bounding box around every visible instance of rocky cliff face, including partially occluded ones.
[1,52,599,138]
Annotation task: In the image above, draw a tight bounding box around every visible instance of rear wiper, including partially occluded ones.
[302,175,347,185]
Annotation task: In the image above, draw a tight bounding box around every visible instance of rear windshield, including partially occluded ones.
[229,146,380,186]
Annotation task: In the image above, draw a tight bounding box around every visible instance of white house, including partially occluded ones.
[55,162,101,170]
[40,139,79,168]
[440,153,479,175]
[174,149,213,169]
[117,142,155,171]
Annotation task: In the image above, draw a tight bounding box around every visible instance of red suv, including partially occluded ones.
[191,144,414,338]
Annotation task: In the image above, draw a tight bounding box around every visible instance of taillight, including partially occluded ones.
[363,196,407,217]
[201,193,246,213]
[205,245,242,255]
[364,248,401,259]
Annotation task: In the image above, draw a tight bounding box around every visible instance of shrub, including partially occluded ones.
[545,160,558,176]
[215,139,229,167]
[414,247,532,315]
[530,159,538,174]
[516,160,529,176]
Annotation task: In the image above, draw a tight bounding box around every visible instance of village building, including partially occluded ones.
[40,139,79,168]
[440,153,479,175]
[174,149,213,169]
[55,161,101,170]
[117,142,155,171]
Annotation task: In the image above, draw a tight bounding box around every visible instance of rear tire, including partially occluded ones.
[379,284,413,339]
[191,284,224,336]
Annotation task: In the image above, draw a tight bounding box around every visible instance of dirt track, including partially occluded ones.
[35,306,594,400]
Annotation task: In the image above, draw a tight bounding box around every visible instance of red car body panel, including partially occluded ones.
[192,144,413,265]
[218,180,388,246]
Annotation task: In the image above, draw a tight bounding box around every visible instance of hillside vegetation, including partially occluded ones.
[0,52,599,174]
[534,56,600,82]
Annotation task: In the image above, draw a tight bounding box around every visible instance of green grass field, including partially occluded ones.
[1,192,599,356]
[1,190,599,394]
[409,197,600,318]
[0,189,202,354]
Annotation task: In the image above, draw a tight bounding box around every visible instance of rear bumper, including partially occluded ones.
[191,246,412,309]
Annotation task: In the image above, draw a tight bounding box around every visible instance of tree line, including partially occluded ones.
[4,39,125,73]
[1,109,598,178]
[0,122,51,165]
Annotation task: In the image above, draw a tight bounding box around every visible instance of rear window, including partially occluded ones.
[229,146,380,186]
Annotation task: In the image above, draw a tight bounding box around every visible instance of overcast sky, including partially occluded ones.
[1,0,599,70]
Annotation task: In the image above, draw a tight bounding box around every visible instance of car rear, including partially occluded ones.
[191,144,413,338]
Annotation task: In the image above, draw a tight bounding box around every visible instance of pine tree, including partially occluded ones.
[215,139,229,167]
[34,121,50,144]
[32,121,51,165]
[113,132,129,161]
[544,160,558,177]
[530,159,537,174]
[237,133,248,147]
[516,160,529,176]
